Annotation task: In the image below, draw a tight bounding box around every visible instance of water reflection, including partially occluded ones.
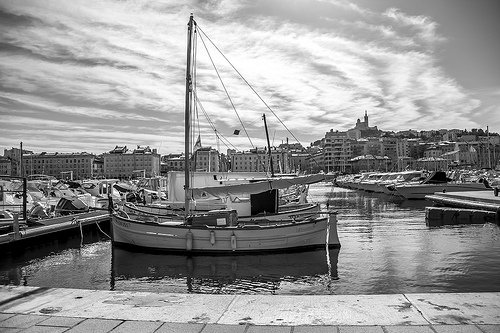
[1,183,500,295]
[110,246,339,294]
[0,229,107,287]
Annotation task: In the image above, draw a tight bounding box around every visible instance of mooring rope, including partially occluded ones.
[96,220,111,240]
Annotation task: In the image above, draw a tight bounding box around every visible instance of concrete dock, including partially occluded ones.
[425,190,500,212]
[1,286,500,332]
[425,190,500,226]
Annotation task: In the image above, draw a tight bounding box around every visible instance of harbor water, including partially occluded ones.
[1,182,500,295]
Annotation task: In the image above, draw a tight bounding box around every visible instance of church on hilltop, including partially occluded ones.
[347,110,381,139]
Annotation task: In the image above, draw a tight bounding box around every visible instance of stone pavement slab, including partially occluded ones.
[338,326,384,333]
[407,293,500,325]
[200,324,247,333]
[110,320,163,333]
[432,325,485,333]
[1,286,500,332]
[36,315,84,327]
[218,294,427,326]
[64,318,122,332]
[477,325,500,333]
[293,326,337,333]
[384,325,435,333]
[0,313,48,329]
[154,322,205,333]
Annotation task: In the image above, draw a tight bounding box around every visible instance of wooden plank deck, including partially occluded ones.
[0,210,111,249]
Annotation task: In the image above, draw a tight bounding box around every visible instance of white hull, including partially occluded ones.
[395,183,489,199]
[111,211,339,253]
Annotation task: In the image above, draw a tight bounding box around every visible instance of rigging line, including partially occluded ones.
[192,26,201,144]
[196,25,301,144]
[244,114,276,174]
[191,89,235,151]
[188,23,199,187]
[196,30,256,151]
[196,25,320,169]
[195,26,282,177]
[193,91,237,151]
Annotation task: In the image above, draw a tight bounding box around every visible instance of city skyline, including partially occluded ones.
[1,0,500,155]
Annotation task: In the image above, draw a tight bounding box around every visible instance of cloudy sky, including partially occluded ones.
[1,0,499,155]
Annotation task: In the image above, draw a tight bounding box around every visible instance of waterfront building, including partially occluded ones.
[350,155,391,173]
[420,130,441,140]
[396,129,419,138]
[323,130,351,173]
[416,157,448,171]
[346,111,381,139]
[350,137,384,157]
[290,151,311,174]
[381,137,397,165]
[22,151,96,180]
[161,153,185,174]
[103,146,160,179]
[230,147,291,174]
[3,147,33,176]
[0,156,12,176]
[193,147,220,172]
[396,156,415,171]
[305,150,323,174]
[424,146,443,159]
[443,129,464,141]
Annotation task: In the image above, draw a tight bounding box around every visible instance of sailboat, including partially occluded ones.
[110,15,339,253]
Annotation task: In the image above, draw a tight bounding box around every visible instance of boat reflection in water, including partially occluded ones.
[110,246,339,294]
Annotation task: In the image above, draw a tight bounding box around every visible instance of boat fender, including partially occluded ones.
[186,230,193,251]
[210,230,216,245]
[230,232,237,251]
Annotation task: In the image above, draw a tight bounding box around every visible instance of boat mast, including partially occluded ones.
[184,14,194,217]
[263,114,275,177]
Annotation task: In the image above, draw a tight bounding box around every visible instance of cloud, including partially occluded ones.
[0,0,493,156]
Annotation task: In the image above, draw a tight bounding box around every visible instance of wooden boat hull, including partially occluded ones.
[123,202,321,222]
[111,211,339,253]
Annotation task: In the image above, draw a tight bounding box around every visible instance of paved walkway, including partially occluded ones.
[1,286,500,332]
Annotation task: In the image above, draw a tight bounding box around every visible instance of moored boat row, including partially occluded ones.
[334,169,499,199]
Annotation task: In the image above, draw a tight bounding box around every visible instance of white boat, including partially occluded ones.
[0,179,35,213]
[112,208,338,253]
[115,175,337,253]
[124,171,322,218]
[111,15,339,253]
[359,173,387,192]
[0,209,15,232]
[395,171,491,199]
[382,171,427,195]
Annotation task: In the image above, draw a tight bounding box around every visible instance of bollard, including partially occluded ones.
[13,212,20,240]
